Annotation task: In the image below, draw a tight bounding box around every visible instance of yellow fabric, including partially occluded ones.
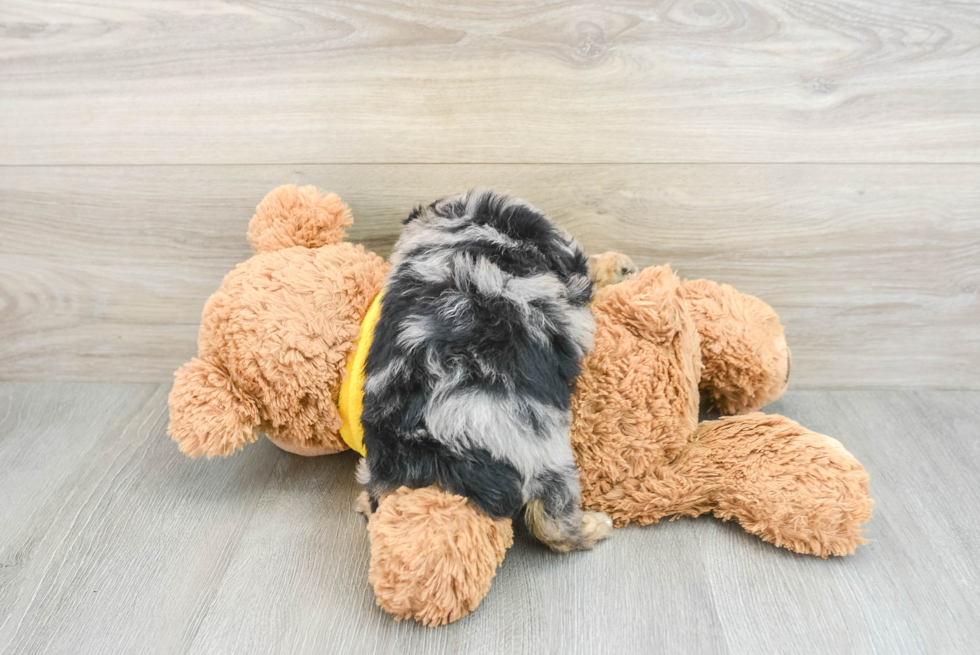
[337,291,384,457]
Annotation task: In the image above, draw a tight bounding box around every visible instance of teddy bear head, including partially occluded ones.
[169,185,388,459]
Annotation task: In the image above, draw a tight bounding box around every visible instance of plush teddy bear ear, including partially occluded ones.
[247,184,353,254]
[168,358,261,458]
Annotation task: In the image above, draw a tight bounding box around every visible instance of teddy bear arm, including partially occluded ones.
[677,278,791,415]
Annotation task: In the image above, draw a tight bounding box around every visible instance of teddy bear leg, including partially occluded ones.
[367,486,513,627]
[678,278,791,415]
[675,413,873,557]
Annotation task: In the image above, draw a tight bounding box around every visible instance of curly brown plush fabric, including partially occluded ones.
[247,183,352,254]
[572,265,702,526]
[588,254,790,417]
[571,264,872,557]
[368,486,513,627]
[169,185,389,458]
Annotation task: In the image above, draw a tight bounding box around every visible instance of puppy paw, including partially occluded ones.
[588,252,637,290]
[525,502,614,551]
[580,511,614,548]
[355,491,373,519]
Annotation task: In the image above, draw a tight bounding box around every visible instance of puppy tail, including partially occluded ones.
[247,184,353,254]
[168,357,260,458]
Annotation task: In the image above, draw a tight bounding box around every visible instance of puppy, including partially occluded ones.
[587,251,637,290]
[359,190,612,551]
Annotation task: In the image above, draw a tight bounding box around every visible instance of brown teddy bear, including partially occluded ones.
[169,186,872,628]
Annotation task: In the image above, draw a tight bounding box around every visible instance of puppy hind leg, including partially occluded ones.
[525,469,612,552]
[354,457,381,519]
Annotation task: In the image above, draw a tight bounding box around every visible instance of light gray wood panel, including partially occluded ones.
[1,385,978,654]
[2,164,978,387]
[0,382,157,649]
[0,383,284,654]
[1,1,979,164]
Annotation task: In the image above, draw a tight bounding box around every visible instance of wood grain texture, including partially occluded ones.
[0,384,978,654]
[1,1,976,651]
[1,0,979,164]
[0,383,285,653]
[2,164,978,387]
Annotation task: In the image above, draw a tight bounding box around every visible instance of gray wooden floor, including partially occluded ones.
[0,384,977,654]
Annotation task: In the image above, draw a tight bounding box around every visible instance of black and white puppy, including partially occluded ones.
[359,190,612,551]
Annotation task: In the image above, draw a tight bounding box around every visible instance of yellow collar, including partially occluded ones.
[337,291,384,457]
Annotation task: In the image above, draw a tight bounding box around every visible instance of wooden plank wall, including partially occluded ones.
[1,1,978,387]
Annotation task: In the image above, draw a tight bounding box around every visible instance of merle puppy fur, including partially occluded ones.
[359,190,612,551]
